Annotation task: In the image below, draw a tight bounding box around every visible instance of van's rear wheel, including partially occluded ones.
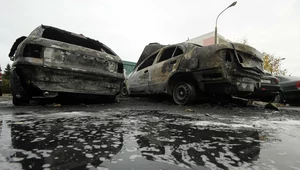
[172,82,196,105]
[12,95,29,106]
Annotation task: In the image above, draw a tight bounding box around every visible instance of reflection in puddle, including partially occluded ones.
[134,111,260,170]
[1,110,261,170]
[9,114,123,169]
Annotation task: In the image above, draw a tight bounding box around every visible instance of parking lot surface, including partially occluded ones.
[1,96,300,170]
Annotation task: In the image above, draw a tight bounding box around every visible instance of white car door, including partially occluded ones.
[149,46,184,93]
[128,52,158,94]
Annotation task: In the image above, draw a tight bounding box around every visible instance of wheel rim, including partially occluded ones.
[174,83,190,104]
[121,85,128,96]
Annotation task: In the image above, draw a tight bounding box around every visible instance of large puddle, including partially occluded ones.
[0,110,300,170]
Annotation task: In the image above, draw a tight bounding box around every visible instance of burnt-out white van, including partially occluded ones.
[9,25,124,105]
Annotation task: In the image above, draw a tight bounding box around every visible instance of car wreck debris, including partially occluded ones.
[9,25,124,105]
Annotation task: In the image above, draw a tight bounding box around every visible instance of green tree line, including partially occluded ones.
[238,38,286,75]
[1,64,11,93]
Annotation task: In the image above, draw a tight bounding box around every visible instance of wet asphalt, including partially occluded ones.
[0,96,300,170]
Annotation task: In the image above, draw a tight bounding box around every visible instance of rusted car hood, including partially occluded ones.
[187,42,264,73]
[189,42,263,61]
[135,43,166,69]
[228,42,263,61]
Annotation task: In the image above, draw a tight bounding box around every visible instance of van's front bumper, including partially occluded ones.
[11,65,124,98]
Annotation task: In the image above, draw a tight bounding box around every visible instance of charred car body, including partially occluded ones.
[124,42,264,105]
[9,25,124,105]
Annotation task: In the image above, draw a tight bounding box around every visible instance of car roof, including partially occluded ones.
[135,42,201,69]
[30,25,118,56]
[276,75,300,82]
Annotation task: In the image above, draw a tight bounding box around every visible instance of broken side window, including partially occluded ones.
[42,28,115,56]
[225,51,232,62]
[23,44,43,58]
[158,46,183,63]
[117,63,124,74]
[237,53,244,63]
[172,47,183,57]
[219,50,233,62]
[137,52,158,71]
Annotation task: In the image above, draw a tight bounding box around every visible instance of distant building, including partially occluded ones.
[187,31,228,46]
[122,60,136,76]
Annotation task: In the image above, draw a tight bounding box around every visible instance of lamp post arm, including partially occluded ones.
[214,1,237,44]
[214,7,230,44]
[215,6,230,28]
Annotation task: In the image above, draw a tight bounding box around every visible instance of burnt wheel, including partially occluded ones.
[12,95,29,106]
[121,83,128,96]
[272,92,283,103]
[172,82,196,105]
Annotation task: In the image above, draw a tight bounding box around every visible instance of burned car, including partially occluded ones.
[124,42,264,105]
[247,72,282,103]
[9,25,124,105]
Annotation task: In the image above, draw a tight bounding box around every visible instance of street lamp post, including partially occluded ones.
[214,1,237,44]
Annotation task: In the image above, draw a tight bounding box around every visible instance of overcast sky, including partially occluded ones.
[1,0,300,76]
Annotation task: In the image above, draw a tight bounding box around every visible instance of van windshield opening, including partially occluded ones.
[42,27,115,56]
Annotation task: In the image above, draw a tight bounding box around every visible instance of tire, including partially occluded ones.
[121,83,128,96]
[172,82,196,105]
[12,95,28,106]
[272,92,283,103]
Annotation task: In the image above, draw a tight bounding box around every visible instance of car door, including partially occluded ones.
[149,46,184,93]
[281,80,299,101]
[277,76,296,101]
[128,52,158,94]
